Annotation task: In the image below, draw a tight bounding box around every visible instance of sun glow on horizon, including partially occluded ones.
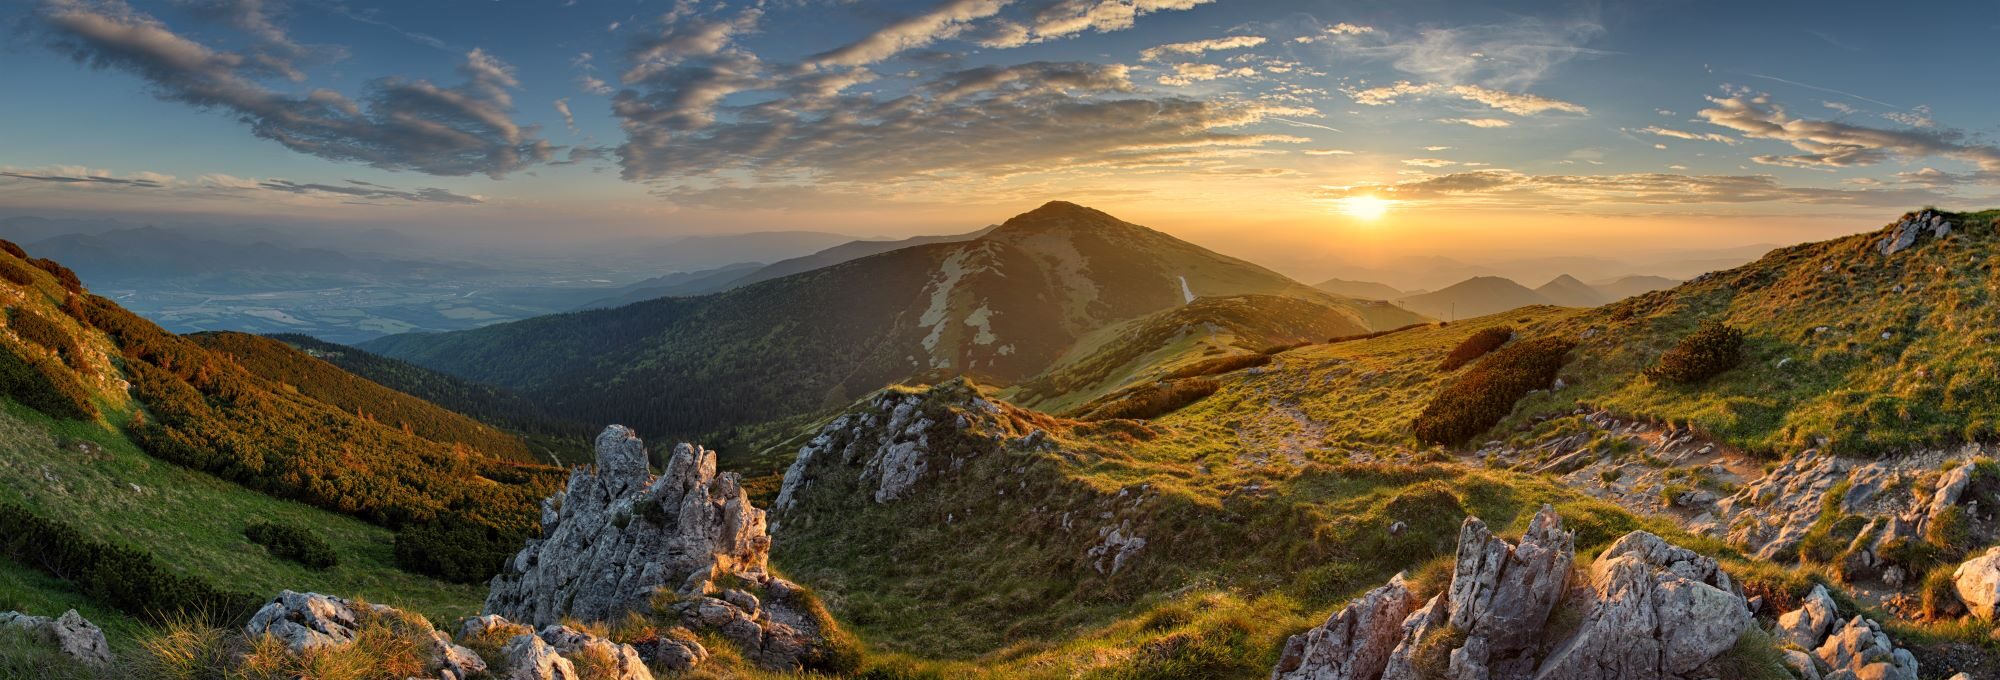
[1338,195,1395,221]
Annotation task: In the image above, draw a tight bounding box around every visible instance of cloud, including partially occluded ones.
[1698,93,2000,171]
[0,165,482,204]
[554,98,577,133]
[810,0,1007,66]
[179,0,332,80]
[0,170,167,187]
[614,51,1311,189]
[1140,35,1265,62]
[1440,118,1509,128]
[1637,126,1738,145]
[34,0,551,177]
[1402,158,1456,167]
[254,179,484,204]
[1327,170,1946,207]
[1025,0,1217,42]
[1302,149,1353,156]
[1348,81,1586,116]
[1882,105,1933,128]
[1330,16,1607,90]
[1156,63,1257,86]
[1327,22,1374,36]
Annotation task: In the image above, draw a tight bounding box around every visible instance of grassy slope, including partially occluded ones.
[0,399,486,625]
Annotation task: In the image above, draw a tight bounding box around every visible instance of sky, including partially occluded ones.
[3,0,1999,274]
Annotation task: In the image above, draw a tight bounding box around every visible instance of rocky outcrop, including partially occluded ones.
[777,380,1019,513]
[1273,575,1416,680]
[0,609,112,666]
[485,426,829,670]
[245,591,487,679]
[246,590,400,652]
[1709,451,1989,586]
[1768,584,1921,680]
[1953,546,2000,621]
[487,426,770,625]
[1877,209,1952,255]
[1275,506,1760,680]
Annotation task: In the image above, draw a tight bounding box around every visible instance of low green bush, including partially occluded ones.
[244,521,339,570]
[1644,320,1744,384]
[1438,326,1513,371]
[0,502,258,625]
[30,259,82,293]
[1412,337,1576,446]
[0,337,96,420]
[1077,378,1220,421]
[392,515,523,584]
[1163,353,1270,380]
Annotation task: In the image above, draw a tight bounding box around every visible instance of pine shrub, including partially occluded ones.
[1077,378,1219,421]
[9,308,88,374]
[0,259,35,286]
[393,516,523,583]
[1163,353,1269,380]
[244,521,339,569]
[0,240,24,260]
[1438,326,1512,371]
[30,258,82,293]
[0,337,96,420]
[1644,320,1744,384]
[0,502,259,624]
[1412,337,1575,445]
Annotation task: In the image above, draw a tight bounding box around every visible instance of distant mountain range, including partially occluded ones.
[579,226,999,309]
[366,201,1422,437]
[1318,273,1680,321]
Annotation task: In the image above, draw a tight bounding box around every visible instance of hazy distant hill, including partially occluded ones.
[1589,274,1680,299]
[579,227,999,310]
[1533,274,1610,307]
[1394,276,1551,320]
[1313,277,1404,300]
[366,201,1420,438]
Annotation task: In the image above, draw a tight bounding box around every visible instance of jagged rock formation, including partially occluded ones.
[1477,409,1743,523]
[0,609,112,666]
[485,425,829,670]
[1877,209,1953,255]
[1274,506,1760,680]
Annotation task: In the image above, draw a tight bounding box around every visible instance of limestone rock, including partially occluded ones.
[245,590,391,651]
[1273,574,1417,680]
[1953,546,2000,621]
[484,426,830,670]
[776,379,1011,514]
[503,634,579,680]
[1535,531,1751,680]
[1775,584,1840,649]
[424,630,489,680]
[633,633,709,672]
[1813,616,1917,680]
[537,625,652,680]
[1278,507,1761,680]
[486,427,772,627]
[0,609,113,666]
[1877,210,1951,255]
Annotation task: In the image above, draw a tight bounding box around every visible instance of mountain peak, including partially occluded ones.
[995,201,1129,234]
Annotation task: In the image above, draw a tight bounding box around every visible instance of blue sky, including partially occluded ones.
[2,0,1997,260]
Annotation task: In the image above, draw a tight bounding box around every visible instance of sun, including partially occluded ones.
[1338,195,1394,221]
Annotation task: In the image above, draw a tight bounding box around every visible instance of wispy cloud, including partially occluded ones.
[1698,92,2000,171]
[33,0,551,177]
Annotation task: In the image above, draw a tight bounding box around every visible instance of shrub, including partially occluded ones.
[0,336,97,420]
[1644,320,1744,384]
[244,521,339,569]
[1260,341,1311,355]
[9,308,88,374]
[1164,353,1269,380]
[30,259,82,293]
[1438,326,1512,371]
[0,259,35,286]
[1076,378,1219,421]
[1412,337,1576,446]
[0,240,24,260]
[393,516,524,583]
[0,502,258,625]
[1327,323,1429,345]
[1920,564,1966,620]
